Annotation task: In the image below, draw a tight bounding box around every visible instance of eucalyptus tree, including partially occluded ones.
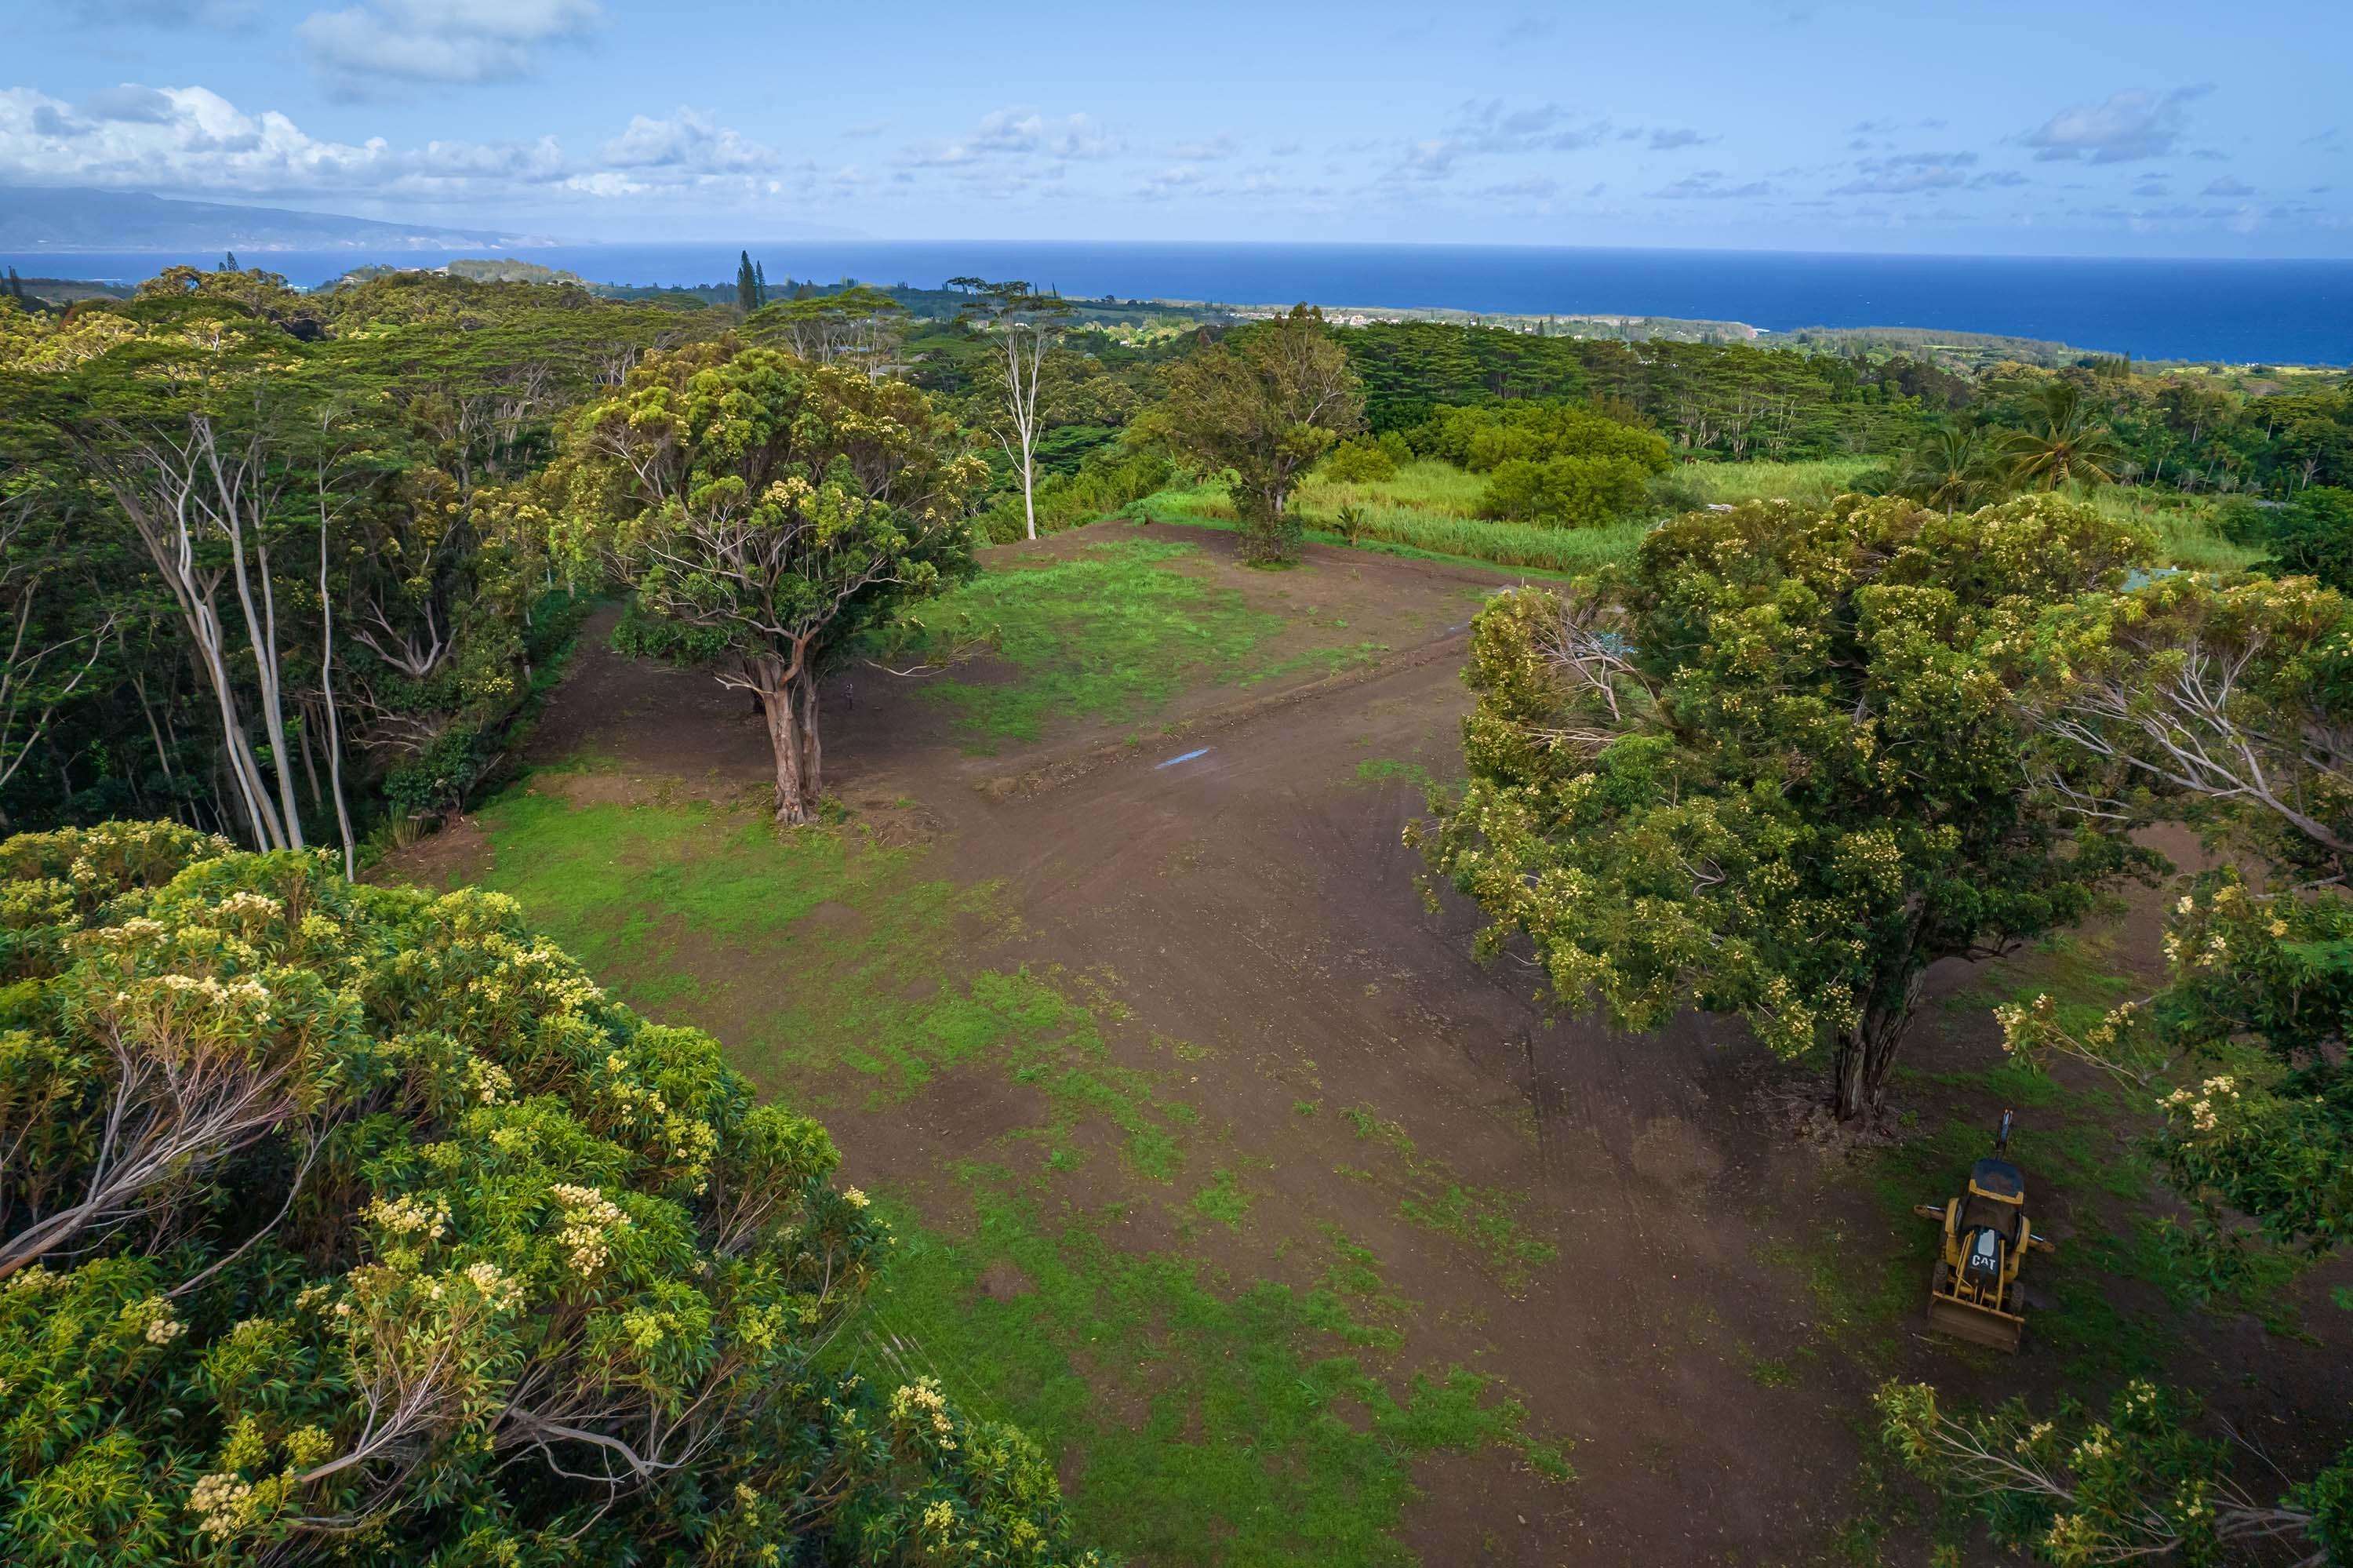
[0,275,626,850]
[20,307,334,852]
[0,473,115,816]
[952,278,1071,541]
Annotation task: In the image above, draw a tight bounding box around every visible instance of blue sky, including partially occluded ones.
[4,0,2347,256]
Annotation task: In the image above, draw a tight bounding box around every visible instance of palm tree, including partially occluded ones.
[1900,424,1995,514]
[2002,380,2125,492]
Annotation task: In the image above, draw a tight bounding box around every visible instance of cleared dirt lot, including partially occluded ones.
[391,519,2353,1566]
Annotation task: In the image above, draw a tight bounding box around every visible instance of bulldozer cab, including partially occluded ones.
[1957,1157,2025,1290]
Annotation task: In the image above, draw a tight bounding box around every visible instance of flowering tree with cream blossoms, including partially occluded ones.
[0,821,1093,1565]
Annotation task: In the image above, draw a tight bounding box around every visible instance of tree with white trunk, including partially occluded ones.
[951,278,1071,543]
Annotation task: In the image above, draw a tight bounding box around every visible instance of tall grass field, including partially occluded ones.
[1125,453,2254,577]
[1134,471,1649,576]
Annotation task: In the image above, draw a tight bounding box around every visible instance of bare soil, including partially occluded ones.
[391,519,2353,1566]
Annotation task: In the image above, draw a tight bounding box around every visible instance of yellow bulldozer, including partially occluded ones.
[1911,1111,2055,1352]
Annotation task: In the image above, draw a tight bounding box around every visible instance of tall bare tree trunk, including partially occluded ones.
[203,422,304,849]
[319,504,356,879]
[995,310,1049,541]
[1020,445,1038,542]
[96,420,295,850]
[798,675,820,806]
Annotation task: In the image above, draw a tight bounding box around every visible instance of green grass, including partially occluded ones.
[859,1184,1572,1563]
[2081,487,2264,573]
[1299,459,1489,518]
[1788,925,2311,1391]
[898,535,1388,752]
[456,781,1572,1564]
[904,536,1284,750]
[1135,480,1648,576]
[1130,456,1907,577]
[1349,758,1435,791]
[1674,457,1884,507]
[1337,1105,1558,1295]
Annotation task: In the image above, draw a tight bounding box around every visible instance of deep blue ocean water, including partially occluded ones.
[9,241,2351,366]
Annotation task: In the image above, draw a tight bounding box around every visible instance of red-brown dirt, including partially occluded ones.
[395,519,2353,1566]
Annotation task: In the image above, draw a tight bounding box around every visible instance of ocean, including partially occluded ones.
[8,241,2351,366]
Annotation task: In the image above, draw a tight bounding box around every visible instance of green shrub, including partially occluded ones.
[1478,454,1655,528]
[0,824,1095,1566]
[1414,400,1671,475]
[1319,437,1400,484]
[2256,486,2353,591]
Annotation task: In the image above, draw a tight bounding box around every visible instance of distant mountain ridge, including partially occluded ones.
[0,186,553,252]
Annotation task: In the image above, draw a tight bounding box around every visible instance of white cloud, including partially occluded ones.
[298,0,600,89]
[2025,86,2209,164]
[1478,175,1559,201]
[2,83,549,198]
[82,84,179,124]
[1651,171,1773,200]
[0,82,807,215]
[1831,150,2009,197]
[1450,99,1613,155]
[1399,139,1462,179]
[1138,164,1208,198]
[1391,100,1618,184]
[1169,133,1236,161]
[900,107,1120,170]
[601,108,776,174]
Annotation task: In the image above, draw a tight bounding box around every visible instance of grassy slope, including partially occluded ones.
[456,790,1570,1566]
[899,536,1381,752]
